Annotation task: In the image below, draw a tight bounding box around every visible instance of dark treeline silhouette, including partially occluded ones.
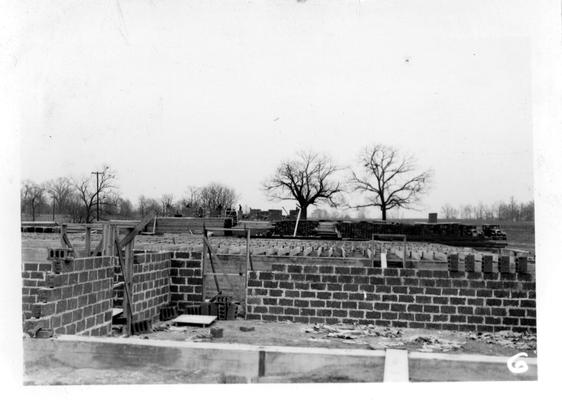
[20,167,238,223]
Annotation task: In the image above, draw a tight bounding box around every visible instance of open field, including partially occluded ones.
[20,219,535,259]
[406,219,535,254]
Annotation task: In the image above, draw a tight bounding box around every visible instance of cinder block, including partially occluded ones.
[31,302,55,318]
[23,317,50,336]
[23,263,39,272]
[447,254,460,271]
[482,255,494,273]
[499,256,515,273]
[47,248,74,261]
[464,254,476,272]
[35,328,54,339]
[516,257,529,274]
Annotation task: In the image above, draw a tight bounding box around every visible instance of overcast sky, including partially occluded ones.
[15,0,537,218]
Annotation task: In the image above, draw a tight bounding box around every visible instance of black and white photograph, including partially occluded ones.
[2,0,561,395]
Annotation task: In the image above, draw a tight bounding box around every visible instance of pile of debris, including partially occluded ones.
[304,323,402,339]
[410,335,465,352]
[303,323,466,352]
[465,330,537,351]
[303,323,404,347]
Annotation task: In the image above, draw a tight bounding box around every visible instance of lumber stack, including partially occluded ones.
[146,217,229,235]
[273,220,319,237]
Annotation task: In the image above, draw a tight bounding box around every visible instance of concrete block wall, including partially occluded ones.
[169,251,203,311]
[22,262,53,320]
[130,252,172,323]
[22,256,115,336]
[246,264,536,333]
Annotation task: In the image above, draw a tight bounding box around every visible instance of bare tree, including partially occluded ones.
[161,193,174,216]
[74,165,117,222]
[46,177,75,219]
[263,151,342,220]
[199,183,237,216]
[474,202,486,221]
[440,203,458,219]
[460,204,474,220]
[21,180,45,221]
[144,197,162,217]
[349,145,432,220]
[116,197,134,218]
[184,186,201,208]
[138,195,148,217]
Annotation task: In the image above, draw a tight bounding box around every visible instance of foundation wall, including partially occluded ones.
[246,264,536,333]
[131,252,172,323]
[22,256,116,336]
[169,251,203,311]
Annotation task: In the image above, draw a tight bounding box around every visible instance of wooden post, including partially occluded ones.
[244,229,250,320]
[293,208,301,237]
[85,226,91,257]
[102,223,109,256]
[201,229,207,302]
[60,224,67,248]
[123,228,134,336]
[402,236,407,269]
[108,224,115,257]
[370,238,374,268]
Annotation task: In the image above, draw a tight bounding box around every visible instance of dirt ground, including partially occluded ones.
[118,318,536,357]
[23,319,537,385]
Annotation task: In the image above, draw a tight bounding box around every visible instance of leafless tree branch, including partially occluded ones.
[349,144,433,220]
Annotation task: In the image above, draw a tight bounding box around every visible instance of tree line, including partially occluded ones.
[20,166,239,223]
[21,143,533,223]
[440,198,534,222]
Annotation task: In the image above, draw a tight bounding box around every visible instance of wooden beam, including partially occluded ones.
[115,237,133,336]
[60,224,67,248]
[91,238,103,257]
[85,226,91,257]
[119,214,155,249]
[383,349,409,382]
[203,236,221,294]
[62,232,75,255]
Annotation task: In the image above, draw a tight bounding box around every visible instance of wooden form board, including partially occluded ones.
[383,349,409,382]
[172,315,217,327]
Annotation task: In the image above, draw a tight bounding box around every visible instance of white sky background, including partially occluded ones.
[16,0,536,218]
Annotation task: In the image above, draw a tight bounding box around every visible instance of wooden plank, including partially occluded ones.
[205,273,245,276]
[115,237,134,335]
[381,253,388,269]
[84,226,91,257]
[91,237,103,257]
[203,237,222,294]
[60,224,67,248]
[172,315,217,326]
[245,229,250,319]
[119,214,155,249]
[124,231,134,335]
[201,234,207,301]
[383,349,409,382]
[62,233,75,254]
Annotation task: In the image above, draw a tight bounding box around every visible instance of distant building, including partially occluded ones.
[428,213,438,223]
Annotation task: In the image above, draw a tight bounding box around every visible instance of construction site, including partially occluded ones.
[21,215,537,384]
[11,0,552,390]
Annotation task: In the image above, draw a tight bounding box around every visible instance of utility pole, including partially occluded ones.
[91,171,102,221]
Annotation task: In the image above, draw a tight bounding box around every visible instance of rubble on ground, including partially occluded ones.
[303,324,465,352]
[303,323,402,339]
[465,330,536,350]
[409,335,465,352]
